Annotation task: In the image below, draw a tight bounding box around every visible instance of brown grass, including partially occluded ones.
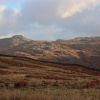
[0,55,100,99]
[0,89,100,100]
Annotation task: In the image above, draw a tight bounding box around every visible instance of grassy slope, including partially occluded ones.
[0,55,100,100]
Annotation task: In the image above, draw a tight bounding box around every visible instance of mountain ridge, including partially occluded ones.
[0,35,100,70]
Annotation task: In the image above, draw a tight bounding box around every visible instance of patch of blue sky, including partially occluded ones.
[2,0,26,9]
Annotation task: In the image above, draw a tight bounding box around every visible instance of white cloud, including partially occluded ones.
[13,8,21,16]
[58,0,100,18]
[0,5,6,12]
[0,5,6,22]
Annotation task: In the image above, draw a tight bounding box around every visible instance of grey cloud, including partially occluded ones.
[0,0,100,40]
[60,9,100,37]
[20,0,60,25]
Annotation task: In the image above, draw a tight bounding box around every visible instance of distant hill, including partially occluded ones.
[0,35,100,70]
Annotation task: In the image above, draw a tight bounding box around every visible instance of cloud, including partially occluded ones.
[58,0,100,18]
[0,4,21,35]
[0,0,100,40]
[0,32,15,39]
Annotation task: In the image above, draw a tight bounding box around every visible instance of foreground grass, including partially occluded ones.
[0,88,100,100]
[0,56,100,100]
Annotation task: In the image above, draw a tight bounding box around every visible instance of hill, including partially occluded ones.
[0,35,100,70]
[0,54,100,89]
[0,35,30,50]
[0,54,100,100]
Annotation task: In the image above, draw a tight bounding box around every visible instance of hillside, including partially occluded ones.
[0,54,100,89]
[0,35,100,70]
[0,55,100,100]
[0,35,30,50]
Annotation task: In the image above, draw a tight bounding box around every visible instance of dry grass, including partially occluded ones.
[0,55,100,99]
[0,88,100,100]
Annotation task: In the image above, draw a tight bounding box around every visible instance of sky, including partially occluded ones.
[0,0,100,40]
